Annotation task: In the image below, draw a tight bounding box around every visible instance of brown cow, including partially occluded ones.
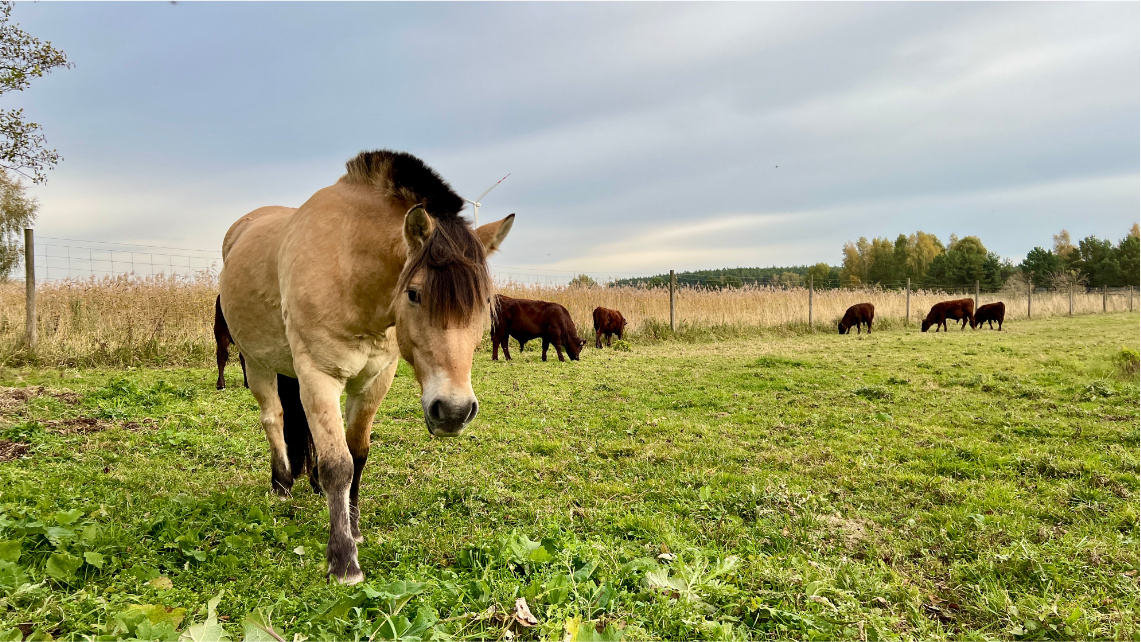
[974,302,1005,330]
[838,303,874,335]
[213,295,248,389]
[921,298,975,332]
[593,306,627,348]
[492,295,586,362]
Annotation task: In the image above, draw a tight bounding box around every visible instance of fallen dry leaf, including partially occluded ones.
[512,597,538,628]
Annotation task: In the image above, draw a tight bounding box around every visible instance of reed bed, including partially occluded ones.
[0,276,1134,367]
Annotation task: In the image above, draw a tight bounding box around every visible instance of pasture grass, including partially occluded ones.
[0,313,1137,640]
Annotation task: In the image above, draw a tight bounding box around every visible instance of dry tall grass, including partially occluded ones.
[0,276,1135,367]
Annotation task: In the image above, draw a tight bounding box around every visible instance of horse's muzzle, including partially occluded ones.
[424,396,479,437]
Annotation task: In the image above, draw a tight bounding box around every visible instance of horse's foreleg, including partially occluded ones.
[215,334,231,390]
[246,365,291,496]
[345,362,396,545]
[296,364,360,584]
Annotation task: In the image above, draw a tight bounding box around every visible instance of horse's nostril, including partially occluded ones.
[465,400,479,424]
[429,399,443,422]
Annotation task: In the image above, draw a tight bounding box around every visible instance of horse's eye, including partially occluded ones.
[407,289,421,305]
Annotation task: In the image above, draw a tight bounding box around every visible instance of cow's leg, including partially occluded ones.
[503,338,512,361]
[555,342,566,362]
[542,339,550,362]
[856,323,861,335]
[245,365,292,497]
[595,330,602,349]
[998,319,1003,331]
[867,320,873,334]
[607,332,613,346]
[344,361,396,544]
[295,362,360,584]
[492,336,500,361]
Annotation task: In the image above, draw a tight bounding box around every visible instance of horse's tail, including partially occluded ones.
[276,374,313,478]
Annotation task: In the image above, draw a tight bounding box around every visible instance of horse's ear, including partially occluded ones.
[475,213,514,255]
[404,204,435,252]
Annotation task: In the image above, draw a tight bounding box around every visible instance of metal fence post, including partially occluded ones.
[24,228,36,350]
[808,275,814,331]
[905,278,910,325]
[669,269,676,332]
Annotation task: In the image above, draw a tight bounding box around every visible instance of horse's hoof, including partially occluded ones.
[330,568,364,585]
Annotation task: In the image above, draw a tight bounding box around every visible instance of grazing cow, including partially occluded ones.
[213,295,248,390]
[974,302,1005,330]
[593,307,627,348]
[838,303,874,335]
[921,298,975,332]
[492,295,586,362]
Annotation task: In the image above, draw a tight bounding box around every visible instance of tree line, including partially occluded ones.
[605,224,1139,291]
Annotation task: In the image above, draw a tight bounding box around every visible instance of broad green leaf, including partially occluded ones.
[45,551,83,581]
[123,604,187,630]
[53,508,84,525]
[84,551,105,569]
[0,628,22,642]
[242,608,284,642]
[0,541,20,563]
[179,591,230,642]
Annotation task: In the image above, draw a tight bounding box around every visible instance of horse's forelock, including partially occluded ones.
[398,218,493,328]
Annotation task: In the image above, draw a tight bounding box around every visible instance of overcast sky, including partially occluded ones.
[11,2,1140,280]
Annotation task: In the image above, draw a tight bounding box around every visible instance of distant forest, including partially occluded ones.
[604,224,1140,290]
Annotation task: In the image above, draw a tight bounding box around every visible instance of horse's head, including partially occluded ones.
[394,205,514,437]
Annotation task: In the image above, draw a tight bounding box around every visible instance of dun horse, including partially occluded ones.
[218,150,514,584]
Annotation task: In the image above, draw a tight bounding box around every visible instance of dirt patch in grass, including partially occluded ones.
[42,416,157,434]
[819,513,878,550]
[0,385,82,411]
[0,438,30,462]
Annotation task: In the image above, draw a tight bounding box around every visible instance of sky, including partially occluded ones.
[9,2,1140,282]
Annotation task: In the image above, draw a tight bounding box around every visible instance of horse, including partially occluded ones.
[218,150,514,584]
[213,295,248,390]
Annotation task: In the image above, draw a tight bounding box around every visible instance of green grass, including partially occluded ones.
[0,314,1137,641]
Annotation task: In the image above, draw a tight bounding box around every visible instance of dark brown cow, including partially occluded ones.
[921,298,975,332]
[214,295,248,389]
[492,295,586,362]
[974,302,1005,330]
[838,303,874,335]
[593,307,627,348]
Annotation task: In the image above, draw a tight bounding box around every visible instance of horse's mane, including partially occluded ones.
[351,150,490,328]
[343,150,465,218]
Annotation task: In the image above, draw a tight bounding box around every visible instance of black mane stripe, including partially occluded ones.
[343,150,465,218]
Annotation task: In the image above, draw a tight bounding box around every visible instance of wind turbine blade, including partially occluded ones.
[475,174,511,202]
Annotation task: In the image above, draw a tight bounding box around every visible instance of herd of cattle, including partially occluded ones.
[840,298,1006,334]
[213,294,1006,387]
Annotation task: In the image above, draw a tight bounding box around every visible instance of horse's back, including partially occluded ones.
[219,206,299,375]
[222,206,296,260]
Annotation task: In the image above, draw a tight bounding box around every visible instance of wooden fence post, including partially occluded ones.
[1103,286,1107,312]
[1130,285,1133,312]
[1027,275,1032,319]
[808,275,814,331]
[669,269,676,332]
[24,228,36,350]
[905,277,910,325]
[974,280,979,311]
[1068,281,1073,316]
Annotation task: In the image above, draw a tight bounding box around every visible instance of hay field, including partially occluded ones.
[0,276,1133,367]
